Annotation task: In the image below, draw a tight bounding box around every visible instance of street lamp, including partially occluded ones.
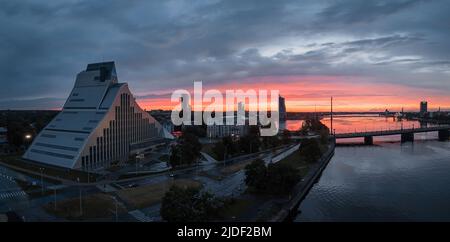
[115,199,118,222]
[54,188,57,210]
[39,168,44,195]
[87,166,90,184]
[24,134,32,147]
[77,177,82,216]
[223,146,227,166]
[135,153,144,174]
[136,154,139,174]
[110,196,119,222]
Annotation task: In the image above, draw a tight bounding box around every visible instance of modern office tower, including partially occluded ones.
[23,62,170,170]
[420,101,428,114]
[279,95,287,121]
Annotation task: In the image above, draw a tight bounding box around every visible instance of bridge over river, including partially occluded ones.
[334,125,450,144]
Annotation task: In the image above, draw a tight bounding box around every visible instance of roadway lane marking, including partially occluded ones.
[0,172,14,182]
[0,190,27,200]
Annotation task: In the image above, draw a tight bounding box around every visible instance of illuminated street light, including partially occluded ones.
[25,134,32,140]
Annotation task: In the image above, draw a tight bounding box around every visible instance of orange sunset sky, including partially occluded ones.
[134,75,450,113]
[2,1,450,112]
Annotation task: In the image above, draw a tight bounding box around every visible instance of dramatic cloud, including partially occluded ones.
[318,0,424,24]
[0,0,449,111]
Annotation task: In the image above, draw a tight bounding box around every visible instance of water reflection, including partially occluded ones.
[284,116,440,143]
[292,116,450,222]
[284,115,428,133]
[321,115,431,134]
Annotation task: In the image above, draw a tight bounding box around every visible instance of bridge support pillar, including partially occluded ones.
[364,136,373,145]
[438,129,450,141]
[401,133,414,143]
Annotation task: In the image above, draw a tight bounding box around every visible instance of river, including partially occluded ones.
[284,116,450,221]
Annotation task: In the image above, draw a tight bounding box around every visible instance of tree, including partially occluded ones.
[237,132,261,154]
[244,159,267,190]
[299,138,322,163]
[238,136,251,153]
[212,141,226,161]
[169,144,181,167]
[282,130,291,145]
[169,132,202,167]
[299,118,329,136]
[319,129,330,145]
[2,110,57,148]
[181,132,202,163]
[212,136,239,160]
[6,121,25,147]
[262,135,281,149]
[265,163,298,194]
[248,126,261,151]
[299,125,308,135]
[160,186,223,222]
[183,125,206,137]
[245,159,300,194]
[222,136,238,155]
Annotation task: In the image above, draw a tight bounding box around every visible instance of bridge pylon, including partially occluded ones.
[401,133,414,143]
[364,136,373,145]
[438,129,450,141]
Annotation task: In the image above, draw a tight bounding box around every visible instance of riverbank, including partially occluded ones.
[269,139,336,222]
[295,139,450,221]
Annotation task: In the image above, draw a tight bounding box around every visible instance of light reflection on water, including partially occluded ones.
[284,115,440,143]
[285,115,430,133]
[321,115,436,134]
[285,116,450,221]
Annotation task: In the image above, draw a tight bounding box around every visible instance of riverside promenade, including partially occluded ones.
[270,138,336,222]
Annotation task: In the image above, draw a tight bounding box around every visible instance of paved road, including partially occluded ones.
[0,143,299,221]
[0,190,27,200]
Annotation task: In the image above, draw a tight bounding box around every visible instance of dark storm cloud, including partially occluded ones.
[0,0,449,109]
[318,0,424,24]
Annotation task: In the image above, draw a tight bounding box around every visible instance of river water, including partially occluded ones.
[284,116,450,221]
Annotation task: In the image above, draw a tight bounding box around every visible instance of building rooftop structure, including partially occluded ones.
[23,62,172,170]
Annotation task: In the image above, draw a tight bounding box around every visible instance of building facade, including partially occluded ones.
[206,124,250,138]
[206,116,250,138]
[23,62,169,170]
[420,101,428,114]
[279,95,287,121]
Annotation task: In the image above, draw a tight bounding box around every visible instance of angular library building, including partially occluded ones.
[23,62,170,170]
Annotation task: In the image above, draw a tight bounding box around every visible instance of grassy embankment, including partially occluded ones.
[43,193,127,221]
[277,140,330,177]
[115,178,202,209]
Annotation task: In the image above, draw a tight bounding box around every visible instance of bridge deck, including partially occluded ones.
[335,125,450,139]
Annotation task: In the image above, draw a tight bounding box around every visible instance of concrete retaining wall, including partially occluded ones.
[269,138,336,222]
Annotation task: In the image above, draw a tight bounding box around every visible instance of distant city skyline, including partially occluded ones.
[1,0,450,112]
